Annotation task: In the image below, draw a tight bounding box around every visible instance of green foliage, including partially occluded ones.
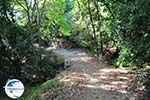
[71,0,150,67]
[0,19,31,83]
[21,80,60,100]
[0,0,65,87]
[138,69,150,99]
[46,0,71,35]
[0,19,56,84]
[141,71,150,87]
[21,49,56,83]
[112,0,150,67]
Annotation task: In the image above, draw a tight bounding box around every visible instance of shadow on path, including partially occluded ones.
[41,48,138,100]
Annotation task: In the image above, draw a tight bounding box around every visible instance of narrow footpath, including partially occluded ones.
[41,48,139,100]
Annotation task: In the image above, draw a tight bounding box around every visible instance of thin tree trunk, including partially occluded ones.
[94,0,104,56]
[87,0,99,56]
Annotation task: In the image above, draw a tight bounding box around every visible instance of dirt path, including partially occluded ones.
[41,48,138,100]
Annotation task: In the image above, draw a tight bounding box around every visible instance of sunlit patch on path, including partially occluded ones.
[61,68,135,94]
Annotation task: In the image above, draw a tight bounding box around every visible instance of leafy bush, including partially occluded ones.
[0,19,32,88]
[111,0,150,67]
[0,19,60,85]
[19,80,60,100]
[21,49,56,83]
[136,69,150,99]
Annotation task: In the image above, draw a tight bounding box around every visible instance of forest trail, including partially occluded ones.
[41,48,138,100]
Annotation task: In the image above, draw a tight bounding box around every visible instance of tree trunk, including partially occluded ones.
[87,0,99,56]
[94,0,104,56]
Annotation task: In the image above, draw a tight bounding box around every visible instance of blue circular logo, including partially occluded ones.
[4,79,24,99]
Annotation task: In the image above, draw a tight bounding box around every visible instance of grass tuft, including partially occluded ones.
[21,80,60,100]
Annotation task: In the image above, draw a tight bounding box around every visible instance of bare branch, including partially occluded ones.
[15,0,28,13]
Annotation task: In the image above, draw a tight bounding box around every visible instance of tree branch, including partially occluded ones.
[15,0,28,13]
